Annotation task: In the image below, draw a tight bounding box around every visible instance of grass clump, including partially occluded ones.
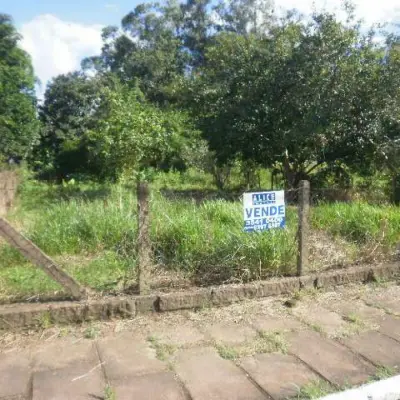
[147,336,176,361]
[342,312,363,325]
[29,193,137,256]
[84,324,100,339]
[256,330,288,354]
[371,365,398,381]
[215,330,288,360]
[104,384,117,400]
[216,343,240,360]
[66,252,131,291]
[295,379,335,399]
[0,264,61,300]
[312,203,400,246]
[36,311,53,329]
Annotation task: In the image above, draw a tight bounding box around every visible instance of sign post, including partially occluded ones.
[243,190,285,232]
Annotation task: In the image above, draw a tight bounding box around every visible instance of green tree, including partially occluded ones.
[0,14,38,162]
[214,0,275,35]
[35,72,113,178]
[82,0,215,104]
[86,84,191,181]
[188,9,400,187]
[82,1,187,103]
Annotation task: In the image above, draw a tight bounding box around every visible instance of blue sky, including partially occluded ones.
[3,0,134,27]
[2,0,400,97]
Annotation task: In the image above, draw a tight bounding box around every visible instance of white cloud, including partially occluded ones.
[19,3,400,100]
[274,0,400,27]
[20,14,103,97]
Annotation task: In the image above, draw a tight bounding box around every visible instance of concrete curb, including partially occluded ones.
[0,263,399,330]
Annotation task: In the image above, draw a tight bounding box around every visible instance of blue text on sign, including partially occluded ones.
[245,205,285,219]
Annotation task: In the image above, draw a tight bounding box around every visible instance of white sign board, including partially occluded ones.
[243,191,285,232]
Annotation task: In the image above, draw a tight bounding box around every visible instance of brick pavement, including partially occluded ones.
[1,282,400,400]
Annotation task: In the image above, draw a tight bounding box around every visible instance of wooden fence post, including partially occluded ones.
[297,180,310,277]
[0,217,85,299]
[137,180,152,295]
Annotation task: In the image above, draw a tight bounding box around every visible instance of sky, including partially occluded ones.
[2,0,400,97]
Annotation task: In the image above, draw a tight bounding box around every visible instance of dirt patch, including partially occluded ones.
[309,230,357,271]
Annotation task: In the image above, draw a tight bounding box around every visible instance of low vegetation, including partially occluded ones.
[0,172,399,301]
[295,380,336,399]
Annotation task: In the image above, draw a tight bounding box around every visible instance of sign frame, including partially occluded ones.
[243,190,286,232]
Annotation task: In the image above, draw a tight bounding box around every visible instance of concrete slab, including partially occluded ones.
[32,364,105,400]
[240,353,319,399]
[378,315,400,342]
[33,340,99,371]
[174,347,265,400]
[292,305,348,336]
[0,351,31,398]
[342,331,400,368]
[327,300,385,323]
[288,330,374,386]
[112,372,187,400]
[150,322,205,347]
[97,333,166,380]
[251,315,303,333]
[203,322,257,345]
[32,340,105,400]
[363,289,400,316]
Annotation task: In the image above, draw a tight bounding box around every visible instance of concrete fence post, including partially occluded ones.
[297,180,310,277]
[137,180,152,295]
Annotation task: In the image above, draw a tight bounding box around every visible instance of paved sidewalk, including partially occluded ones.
[1,282,400,400]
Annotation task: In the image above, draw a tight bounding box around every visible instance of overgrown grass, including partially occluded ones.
[312,202,400,246]
[0,175,399,300]
[153,196,297,282]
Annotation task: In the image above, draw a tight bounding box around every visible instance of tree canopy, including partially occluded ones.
[0,14,38,163]
[7,0,397,194]
[186,10,400,186]
[86,84,191,181]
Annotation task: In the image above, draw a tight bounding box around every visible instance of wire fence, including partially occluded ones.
[160,185,390,205]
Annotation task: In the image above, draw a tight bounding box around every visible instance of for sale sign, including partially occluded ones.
[243,191,285,232]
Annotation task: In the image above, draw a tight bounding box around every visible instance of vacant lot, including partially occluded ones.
[0,173,399,302]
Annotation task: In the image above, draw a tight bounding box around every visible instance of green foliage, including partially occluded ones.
[295,380,335,399]
[147,335,176,360]
[35,72,113,179]
[28,191,137,255]
[1,176,399,299]
[82,0,213,102]
[312,203,400,246]
[372,365,397,381]
[188,8,400,187]
[84,324,100,339]
[104,385,117,400]
[0,263,61,298]
[87,84,191,180]
[0,14,38,162]
[152,196,297,281]
[215,343,240,360]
